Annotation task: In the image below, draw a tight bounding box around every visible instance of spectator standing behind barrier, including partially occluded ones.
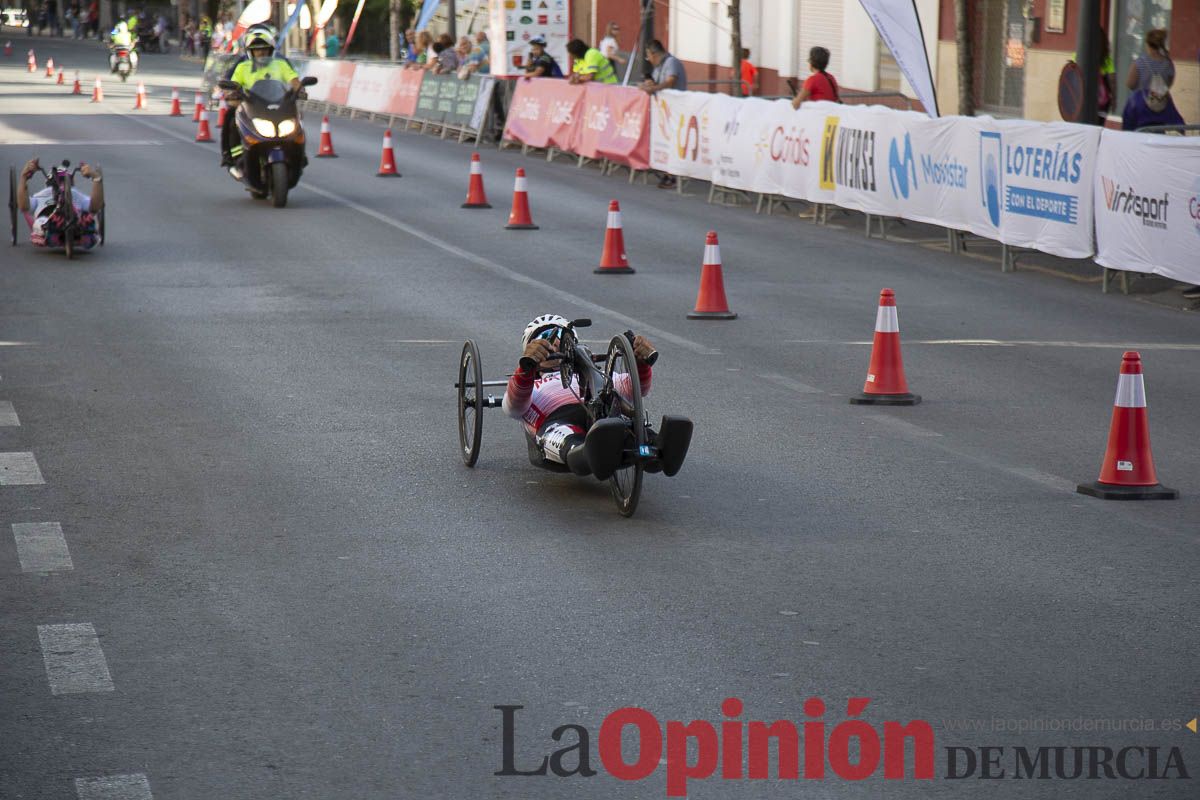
[523,35,561,77]
[791,46,840,108]
[400,29,416,62]
[641,40,688,190]
[566,38,617,84]
[1121,29,1184,129]
[432,36,460,74]
[599,22,626,72]
[406,31,433,68]
[466,30,489,75]
[740,48,757,96]
[324,30,340,58]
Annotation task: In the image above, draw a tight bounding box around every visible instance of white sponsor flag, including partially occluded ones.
[857,0,939,117]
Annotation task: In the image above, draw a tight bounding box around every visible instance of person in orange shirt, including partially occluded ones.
[739,47,757,96]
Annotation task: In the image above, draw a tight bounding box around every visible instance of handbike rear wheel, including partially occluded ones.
[603,334,644,517]
[457,339,483,467]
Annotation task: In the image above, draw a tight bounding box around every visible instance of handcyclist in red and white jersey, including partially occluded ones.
[503,314,691,480]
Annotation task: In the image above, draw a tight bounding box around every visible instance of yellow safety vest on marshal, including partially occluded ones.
[230,58,299,91]
[572,48,617,84]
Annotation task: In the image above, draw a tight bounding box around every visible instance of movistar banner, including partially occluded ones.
[857,0,939,117]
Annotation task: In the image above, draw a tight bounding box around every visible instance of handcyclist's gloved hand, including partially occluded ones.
[521,339,554,372]
[632,335,655,364]
[22,159,39,180]
[80,163,101,180]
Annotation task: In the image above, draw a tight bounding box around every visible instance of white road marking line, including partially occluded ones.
[75,773,153,800]
[0,139,166,146]
[37,623,115,695]
[867,413,943,438]
[116,111,720,356]
[303,183,720,356]
[0,400,19,426]
[758,373,823,394]
[12,522,73,573]
[0,452,45,485]
[784,339,1200,349]
[387,339,456,344]
[1006,466,1078,494]
[0,341,34,347]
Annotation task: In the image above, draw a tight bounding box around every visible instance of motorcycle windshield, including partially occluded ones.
[247,79,288,106]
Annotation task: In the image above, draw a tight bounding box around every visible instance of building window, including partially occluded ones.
[1111,0,1173,116]
[877,35,900,93]
[976,0,1027,114]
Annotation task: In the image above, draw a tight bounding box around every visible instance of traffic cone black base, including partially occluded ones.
[686,310,737,320]
[849,392,920,406]
[506,222,539,230]
[1076,482,1177,501]
[462,201,491,208]
[594,266,634,274]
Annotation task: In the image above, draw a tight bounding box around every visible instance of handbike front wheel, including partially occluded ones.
[604,333,644,517]
[457,339,483,467]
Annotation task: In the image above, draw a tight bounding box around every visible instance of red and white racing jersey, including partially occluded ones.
[504,364,652,434]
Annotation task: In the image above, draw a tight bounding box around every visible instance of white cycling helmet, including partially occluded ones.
[522,314,569,349]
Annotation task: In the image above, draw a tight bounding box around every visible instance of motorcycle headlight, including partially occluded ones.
[277,119,296,137]
[252,118,276,138]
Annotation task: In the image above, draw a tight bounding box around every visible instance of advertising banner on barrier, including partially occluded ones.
[1093,130,1200,285]
[470,76,496,133]
[386,68,425,118]
[970,118,1100,259]
[649,90,716,182]
[575,84,651,170]
[345,63,399,114]
[325,60,357,107]
[503,78,586,151]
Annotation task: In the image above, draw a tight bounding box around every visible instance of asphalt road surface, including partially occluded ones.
[1,35,1197,800]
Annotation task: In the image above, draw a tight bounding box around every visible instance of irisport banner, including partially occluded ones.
[1093,130,1200,285]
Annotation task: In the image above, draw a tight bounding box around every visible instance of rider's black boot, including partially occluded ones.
[565,443,591,477]
[654,415,693,477]
[584,418,628,481]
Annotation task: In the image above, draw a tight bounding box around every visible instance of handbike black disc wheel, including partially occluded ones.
[8,166,17,246]
[457,339,483,467]
[604,334,644,517]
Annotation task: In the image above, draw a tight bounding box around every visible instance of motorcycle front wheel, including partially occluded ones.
[270,161,288,208]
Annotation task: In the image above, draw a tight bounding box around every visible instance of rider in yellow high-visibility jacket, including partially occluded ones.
[220,26,302,174]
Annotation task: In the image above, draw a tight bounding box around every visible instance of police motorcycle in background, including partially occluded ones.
[108,24,138,81]
[217,75,318,208]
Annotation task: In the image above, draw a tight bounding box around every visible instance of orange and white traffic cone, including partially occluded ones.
[90,77,103,103]
[27,50,36,73]
[594,200,634,274]
[56,68,64,85]
[849,288,919,405]
[169,87,182,116]
[687,231,736,319]
[216,96,228,128]
[195,109,213,142]
[192,91,204,121]
[132,81,146,110]
[72,71,82,95]
[316,116,337,158]
[505,168,537,229]
[1077,351,1177,500]
[461,152,490,208]
[377,129,400,177]
[44,56,53,77]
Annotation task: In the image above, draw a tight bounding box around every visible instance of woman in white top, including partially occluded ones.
[599,21,626,71]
